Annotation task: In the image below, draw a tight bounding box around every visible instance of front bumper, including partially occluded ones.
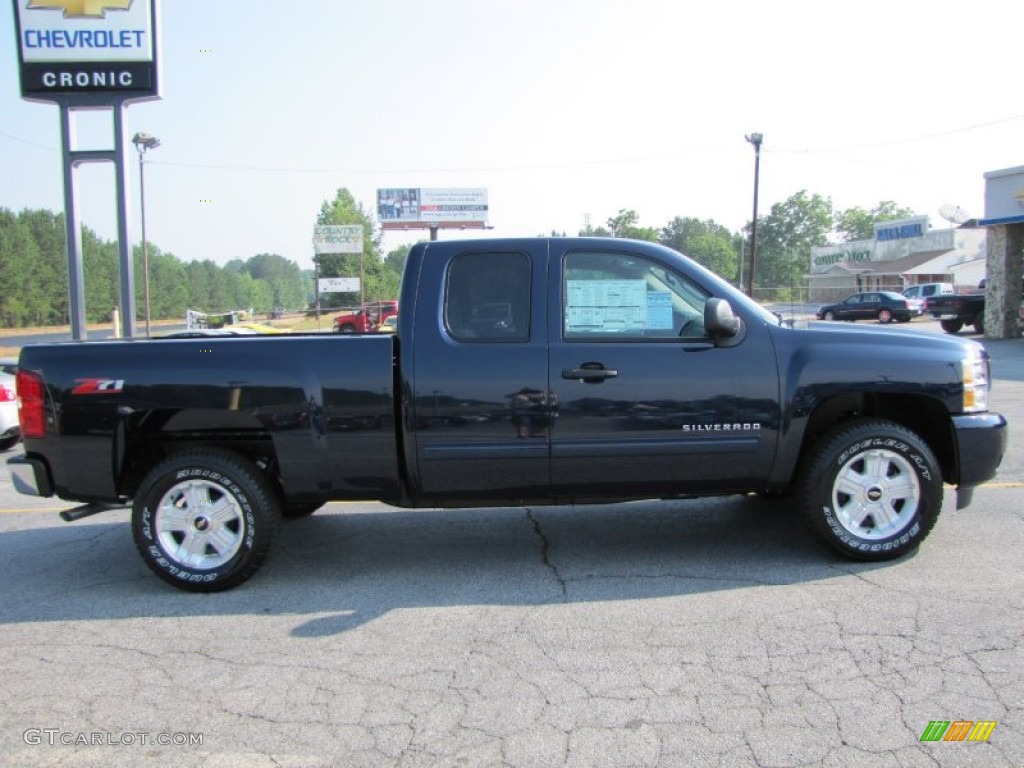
[952,412,1008,508]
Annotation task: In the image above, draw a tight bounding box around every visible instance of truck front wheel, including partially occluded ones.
[131,449,281,592]
[940,319,963,334]
[796,419,942,561]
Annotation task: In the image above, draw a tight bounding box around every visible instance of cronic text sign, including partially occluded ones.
[13,0,160,103]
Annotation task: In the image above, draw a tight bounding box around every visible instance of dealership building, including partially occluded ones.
[807,216,986,304]
[978,164,1024,338]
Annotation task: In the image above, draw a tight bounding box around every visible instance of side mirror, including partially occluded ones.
[704,298,740,338]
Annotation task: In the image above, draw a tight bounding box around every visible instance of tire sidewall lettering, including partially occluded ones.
[136,461,263,586]
[823,503,923,550]
[803,420,941,562]
[836,438,931,482]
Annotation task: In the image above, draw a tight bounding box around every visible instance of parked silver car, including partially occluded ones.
[0,364,20,451]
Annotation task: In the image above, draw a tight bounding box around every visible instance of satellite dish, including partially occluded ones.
[939,203,971,225]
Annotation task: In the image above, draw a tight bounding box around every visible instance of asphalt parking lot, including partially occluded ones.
[0,319,1021,767]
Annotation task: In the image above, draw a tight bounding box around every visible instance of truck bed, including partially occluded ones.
[15,333,402,504]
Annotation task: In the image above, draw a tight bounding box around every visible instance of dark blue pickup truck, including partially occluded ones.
[7,238,1008,591]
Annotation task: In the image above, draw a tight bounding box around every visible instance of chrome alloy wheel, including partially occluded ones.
[155,478,246,569]
[831,447,920,540]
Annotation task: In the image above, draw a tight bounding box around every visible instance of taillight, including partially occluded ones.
[16,369,46,438]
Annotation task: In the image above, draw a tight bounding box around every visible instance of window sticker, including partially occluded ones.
[646,292,673,329]
[566,279,647,332]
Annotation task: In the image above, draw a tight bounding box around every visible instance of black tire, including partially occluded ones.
[972,313,985,335]
[940,318,963,334]
[0,435,20,451]
[132,449,281,592]
[337,324,355,334]
[877,309,893,324]
[282,502,324,518]
[823,311,836,321]
[796,418,942,561]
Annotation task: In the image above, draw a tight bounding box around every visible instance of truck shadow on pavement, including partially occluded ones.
[0,496,902,634]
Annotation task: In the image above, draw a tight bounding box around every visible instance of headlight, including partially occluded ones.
[962,346,990,413]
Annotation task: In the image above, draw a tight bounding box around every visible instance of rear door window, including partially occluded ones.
[444,252,531,342]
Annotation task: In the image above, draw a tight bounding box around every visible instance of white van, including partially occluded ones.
[902,282,955,301]
[901,283,955,316]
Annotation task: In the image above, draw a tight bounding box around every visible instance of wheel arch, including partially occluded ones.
[784,392,957,487]
[115,407,281,501]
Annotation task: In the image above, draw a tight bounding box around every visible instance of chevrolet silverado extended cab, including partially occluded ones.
[8,238,1007,591]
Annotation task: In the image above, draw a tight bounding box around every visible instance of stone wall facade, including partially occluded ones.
[983,224,1024,338]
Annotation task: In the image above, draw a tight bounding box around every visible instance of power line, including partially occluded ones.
[0,128,55,152]
[769,113,1024,154]
[4,113,1023,173]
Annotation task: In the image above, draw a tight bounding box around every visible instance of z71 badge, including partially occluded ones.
[72,378,125,394]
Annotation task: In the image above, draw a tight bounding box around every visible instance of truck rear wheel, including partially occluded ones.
[972,314,985,334]
[940,319,963,334]
[131,449,281,592]
[796,419,942,561]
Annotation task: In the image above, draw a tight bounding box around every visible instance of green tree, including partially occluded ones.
[243,253,306,310]
[604,209,659,241]
[146,247,189,319]
[384,243,413,278]
[751,190,834,300]
[19,209,68,324]
[660,217,740,281]
[83,227,120,324]
[314,188,383,308]
[579,221,611,237]
[834,201,916,242]
[0,210,42,325]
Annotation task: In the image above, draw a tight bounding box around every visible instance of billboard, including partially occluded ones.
[377,188,488,230]
[313,224,364,255]
[12,0,161,103]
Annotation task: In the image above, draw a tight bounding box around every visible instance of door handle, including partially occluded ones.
[561,366,618,382]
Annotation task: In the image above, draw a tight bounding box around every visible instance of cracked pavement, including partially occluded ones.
[0,337,1021,767]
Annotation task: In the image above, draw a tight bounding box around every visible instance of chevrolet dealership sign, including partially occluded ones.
[12,0,160,102]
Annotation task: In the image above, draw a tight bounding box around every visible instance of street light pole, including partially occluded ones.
[744,132,763,299]
[132,132,160,336]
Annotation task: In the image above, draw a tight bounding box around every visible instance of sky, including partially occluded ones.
[1,0,1022,272]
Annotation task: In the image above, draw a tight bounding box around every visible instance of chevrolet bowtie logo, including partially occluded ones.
[27,0,133,18]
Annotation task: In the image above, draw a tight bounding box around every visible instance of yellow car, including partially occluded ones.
[377,316,398,334]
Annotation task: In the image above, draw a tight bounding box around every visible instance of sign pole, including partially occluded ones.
[14,0,160,339]
[58,104,88,340]
[313,254,321,331]
[113,104,136,338]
